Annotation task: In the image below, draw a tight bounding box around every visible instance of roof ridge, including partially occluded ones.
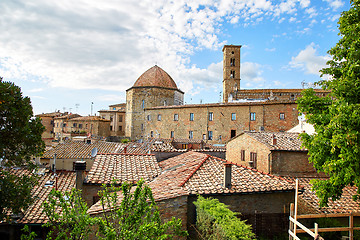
[97,153,155,156]
[179,154,210,187]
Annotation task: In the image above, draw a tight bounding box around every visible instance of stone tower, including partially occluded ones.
[222,45,241,103]
[125,65,184,140]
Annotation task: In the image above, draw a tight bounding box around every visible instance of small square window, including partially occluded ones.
[208,131,213,140]
[174,114,179,121]
[209,112,213,121]
[231,113,236,121]
[250,112,256,121]
[280,113,285,120]
[190,113,194,121]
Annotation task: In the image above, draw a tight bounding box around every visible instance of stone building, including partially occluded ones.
[226,131,323,177]
[125,65,184,139]
[144,100,299,142]
[98,103,126,136]
[53,113,81,140]
[35,111,64,142]
[67,116,111,138]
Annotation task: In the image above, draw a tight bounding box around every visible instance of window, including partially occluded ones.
[230,70,235,78]
[142,100,145,109]
[150,131,153,138]
[208,131,213,140]
[230,58,235,66]
[119,115,123,122]
[189,131,193,139]
[250,112,256,121]
[110,116,113,122]
[147,115,151,121]
[231,130,236,138]
[231,113,236,121]
[113,107,116,110]
[119,126,122,131]
[241,150,245,161]
[203,134,206,140]
[164,100,167,106]
[63,123,66,127]
[170,131,174,138]
[157,114,161,121]
[290,94,295,100]
[73,123,77,127]
[141,124,144,131]
[280,113,285,120]
[182,144,188,149]
[110,126,113,131]
[79,124,83,129]
[209,112,213,121]
[174,114,179,121]
[250,152,257,168]
[190,113,194,121]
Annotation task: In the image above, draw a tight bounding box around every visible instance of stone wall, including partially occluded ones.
[125,87,183,139]
[144,101,299,144]
[82,184,103,207]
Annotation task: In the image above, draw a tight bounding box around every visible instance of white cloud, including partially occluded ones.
[241,62,265,88]
[28,88,44,93]
[323,0,344,10]
[0,0,342,96]
[289,43,330,75]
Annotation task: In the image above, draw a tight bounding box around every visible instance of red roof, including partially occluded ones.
[86,153,161,185]
[132,65,178,89]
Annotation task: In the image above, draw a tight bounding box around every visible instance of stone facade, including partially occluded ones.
[36,112,64,141]
[68,116,111,138]
[144,101,299,143]
[125,66,184,139]
[223,45,241,103]
[98,103,126,137]
[226,132,322,177]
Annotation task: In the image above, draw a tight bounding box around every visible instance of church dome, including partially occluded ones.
[133,65,178,89]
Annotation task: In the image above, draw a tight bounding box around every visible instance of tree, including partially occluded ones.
[24,180,187,240]
[0,77,45,220]
[194,196,255,240]
[297,0,360,206]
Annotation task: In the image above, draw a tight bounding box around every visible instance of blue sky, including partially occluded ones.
[0,0,350,116]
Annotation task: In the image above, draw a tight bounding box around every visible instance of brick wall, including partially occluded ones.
[144,101,299,144]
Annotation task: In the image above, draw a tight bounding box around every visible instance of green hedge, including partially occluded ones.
[194,196,255,240]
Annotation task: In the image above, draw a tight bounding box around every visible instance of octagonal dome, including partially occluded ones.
[133,65,178,89]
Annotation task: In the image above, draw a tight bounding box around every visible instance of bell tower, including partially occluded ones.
[222,45,241,103]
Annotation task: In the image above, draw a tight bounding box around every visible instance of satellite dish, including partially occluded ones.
[91,147,98,158]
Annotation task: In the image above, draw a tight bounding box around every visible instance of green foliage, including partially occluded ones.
[120,138,130,143]
[96,180,187,239]
[297,0,360,206]
[0,77,45,220]
[194,195,255,240]
[22,180,187,240]
[42,188,96,240]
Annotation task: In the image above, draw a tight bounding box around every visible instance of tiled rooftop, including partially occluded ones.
[3,168,75,224]
[132,65,178,90]
[36,112,64,118]
[88,151,295,215]
[298,178,360,214]
[237,89,330,94]
[86,153,161,185]
[245,132,306,151]
[69,116,110,122]
[42,141,123,159]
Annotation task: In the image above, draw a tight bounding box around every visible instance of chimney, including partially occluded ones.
[124,146,127,154]
[272,134,277,145]
[74,161,86,190]
[224,163,232,188]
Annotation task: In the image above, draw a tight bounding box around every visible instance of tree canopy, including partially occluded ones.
[0,77,45,220]
[297,0,360,206]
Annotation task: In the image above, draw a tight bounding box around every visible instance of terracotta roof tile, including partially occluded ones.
[86,153,161,185]
[244,132,306,151]
[3,168,76,224]
[42,141,123,159]
[298,178,360,214]
[132,65,178,89]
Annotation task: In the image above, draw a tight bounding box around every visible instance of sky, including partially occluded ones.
[0,0,350,116]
